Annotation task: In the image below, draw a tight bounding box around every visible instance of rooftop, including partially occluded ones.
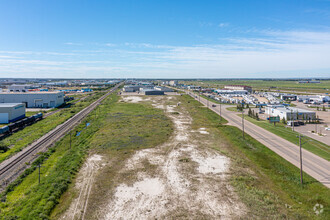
[0,103,24,107]
[0,91,63,94]
[269,106,315,113]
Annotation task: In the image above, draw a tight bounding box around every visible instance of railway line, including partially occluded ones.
[0,82,122,187]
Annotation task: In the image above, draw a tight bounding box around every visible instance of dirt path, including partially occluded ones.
[60,154,104,220]
[101,96,246,219]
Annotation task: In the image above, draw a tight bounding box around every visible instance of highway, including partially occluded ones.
[0,82,122,189]
[187,92,330,188]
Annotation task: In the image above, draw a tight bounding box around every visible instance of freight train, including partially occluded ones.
[0,113,43,135]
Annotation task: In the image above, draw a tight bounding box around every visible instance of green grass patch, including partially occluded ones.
[180,94,329,219]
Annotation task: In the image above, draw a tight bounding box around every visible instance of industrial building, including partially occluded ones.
[0,103,26,123]
[215,89,248,95]
[154,86,174,92]
[266,105,316,120]
[8,84,32,92]
[142,89,164,95]
[123,85,142,92]
[281,94,297,101]
[224,85,252,93]
[0,91,64,108]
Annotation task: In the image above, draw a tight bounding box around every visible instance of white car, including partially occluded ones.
[325,127,330,131]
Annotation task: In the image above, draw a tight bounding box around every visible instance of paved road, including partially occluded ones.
[187,92,330,188]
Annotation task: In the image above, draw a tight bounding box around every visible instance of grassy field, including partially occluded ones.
[1,93,329,219]
[182,79,330,93]
[0,91,106,163]
[0,92,173,219]
[179,94,329,219]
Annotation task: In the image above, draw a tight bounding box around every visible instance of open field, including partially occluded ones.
[182,79,330,93]
[54,94,328,219]
[1,92,328,219]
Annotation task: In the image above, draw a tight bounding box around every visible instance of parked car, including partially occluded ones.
[325,127,330,131]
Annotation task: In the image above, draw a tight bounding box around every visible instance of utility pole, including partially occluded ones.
[242,107,245,139]
[207,97,209,108]
[299,135,303,185]
[291,109,294,131]
[70,130,72,149]
[219,99,222,121]
[37,163,43,184]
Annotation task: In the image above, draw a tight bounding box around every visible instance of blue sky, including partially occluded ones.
[0,0,330,78]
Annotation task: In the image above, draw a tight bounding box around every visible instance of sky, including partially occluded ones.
[0,0,330,79]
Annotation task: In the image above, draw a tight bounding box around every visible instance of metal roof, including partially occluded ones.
[0,103,24,107]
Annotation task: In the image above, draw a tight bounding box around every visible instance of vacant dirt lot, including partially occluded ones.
[60,95,246,219]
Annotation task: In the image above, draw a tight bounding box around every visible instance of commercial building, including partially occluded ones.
[266,105,316,120]
[224,85,252,93]
[0,103,26,123]
[0,91,64,108]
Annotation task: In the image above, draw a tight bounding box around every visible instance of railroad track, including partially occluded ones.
[0,82,122,180]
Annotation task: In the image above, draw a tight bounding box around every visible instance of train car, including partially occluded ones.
[26,116,35,124]
[33,113,43,120]
[0,126,10,135]
[8,123,17,132]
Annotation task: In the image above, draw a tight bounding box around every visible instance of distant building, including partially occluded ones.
[215,89,248,95]
[122,85,142,92]
[281,94,297,101]
[187,85,201,90]
[8,84,31,92]
[266,105,316,120]
[143,89,164,95]
[0,103,26,123]
[0,91,64,108]
[298,80,320,84]
[154,86,174,92]
[169,80,178,86]
[224,85,252,93]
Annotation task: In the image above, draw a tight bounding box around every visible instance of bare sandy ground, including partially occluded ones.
[101,96,246,219]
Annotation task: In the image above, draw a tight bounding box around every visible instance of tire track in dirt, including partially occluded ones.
[61,154,103,220]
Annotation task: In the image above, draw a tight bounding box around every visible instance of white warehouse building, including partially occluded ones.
[266,105,316,120]
[0,91,64,108]
[0,103,26,123]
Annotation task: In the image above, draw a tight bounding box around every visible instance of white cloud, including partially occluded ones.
[218,23,229,28]
[1,30,330,78]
